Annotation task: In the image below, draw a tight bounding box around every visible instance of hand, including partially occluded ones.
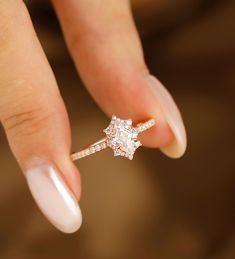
[0,0,186,233]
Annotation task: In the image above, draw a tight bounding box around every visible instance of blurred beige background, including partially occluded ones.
[0,0,235,258]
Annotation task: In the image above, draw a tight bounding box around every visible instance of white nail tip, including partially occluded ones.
[160,138,186,159]
[148,75,187,158]
[26,163,82,233]
[160,98,187,158]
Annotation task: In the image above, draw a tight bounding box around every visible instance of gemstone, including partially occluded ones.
[103,126,112,134]
[95,145,101,151]
[104,115,141,160]
[114,149,121,156]
[101,142,106,149]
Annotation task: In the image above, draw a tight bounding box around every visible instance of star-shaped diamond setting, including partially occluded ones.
[103,115,142,160]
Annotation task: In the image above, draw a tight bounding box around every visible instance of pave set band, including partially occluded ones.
[71,115,155,161]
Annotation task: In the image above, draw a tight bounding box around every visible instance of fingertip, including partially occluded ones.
[138,119,175,148]
[160,138,187,159]
[147,75,187,158]
[25,158,82,233]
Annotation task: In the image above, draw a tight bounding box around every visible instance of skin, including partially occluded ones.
[0,0,175,201]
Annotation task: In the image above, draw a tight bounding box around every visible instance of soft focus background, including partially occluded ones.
[0,0,235,258]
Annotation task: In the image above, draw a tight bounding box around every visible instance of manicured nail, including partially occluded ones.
[147,75,187,158]
[25,159,82,233]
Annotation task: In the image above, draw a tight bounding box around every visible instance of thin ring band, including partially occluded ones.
[71,116,155,161]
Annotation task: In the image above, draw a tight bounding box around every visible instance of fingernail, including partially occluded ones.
[25,159,82,233]
[147,75,187,158]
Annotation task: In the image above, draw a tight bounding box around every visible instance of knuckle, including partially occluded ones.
[2,108,55,139]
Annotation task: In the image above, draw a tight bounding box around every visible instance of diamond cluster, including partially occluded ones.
[103,115,142,160]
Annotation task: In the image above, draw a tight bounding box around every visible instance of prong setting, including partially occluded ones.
[104,115,141,160]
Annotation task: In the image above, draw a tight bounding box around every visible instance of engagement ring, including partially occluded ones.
[71,115,155,161]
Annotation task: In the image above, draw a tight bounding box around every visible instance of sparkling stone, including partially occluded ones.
[135,140,141,147]
[126,119,132,125]
[101,142,106,149]
[104,126,112,134]
[104,115,141,159]
[95,145,101,151]
[128,155,133,160]
[110,138,121,147]
[114,149,121,156]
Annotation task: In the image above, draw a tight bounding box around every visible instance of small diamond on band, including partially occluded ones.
[71,115,155,161]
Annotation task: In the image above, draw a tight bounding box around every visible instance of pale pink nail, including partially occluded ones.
[25,159,82,233]
[147,75,187,158]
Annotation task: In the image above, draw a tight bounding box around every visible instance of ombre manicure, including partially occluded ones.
[25,160,82,233]
[147,75,187,158]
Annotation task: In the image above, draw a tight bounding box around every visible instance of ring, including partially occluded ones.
[71,115,155,161]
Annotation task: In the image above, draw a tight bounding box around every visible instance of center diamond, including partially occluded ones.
[103,115,141,160]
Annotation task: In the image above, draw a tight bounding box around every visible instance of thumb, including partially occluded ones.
[0,1,81,233]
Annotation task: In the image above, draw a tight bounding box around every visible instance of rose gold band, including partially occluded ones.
[71,137,107,161]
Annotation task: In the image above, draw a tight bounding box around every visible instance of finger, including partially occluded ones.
[52,0,186,158]
[0,1,81,233]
